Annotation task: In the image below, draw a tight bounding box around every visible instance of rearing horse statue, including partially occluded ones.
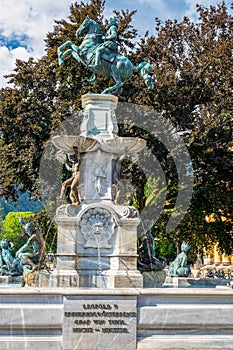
[57,16,154,94]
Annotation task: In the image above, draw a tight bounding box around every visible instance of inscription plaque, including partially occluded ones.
[63,296,137,350]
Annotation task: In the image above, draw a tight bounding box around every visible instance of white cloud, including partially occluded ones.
[0,46,31,86]
[0,0,72,87]
[0,0,72,55]
[183,0,231,21]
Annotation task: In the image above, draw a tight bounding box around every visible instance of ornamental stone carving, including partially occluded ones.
[79,208,116,249]
[56,204,78,217]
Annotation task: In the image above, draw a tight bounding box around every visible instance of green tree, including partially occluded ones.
[1,210,57,254]
[1,212,34,252]
[129,2,233,256]
[0,0,232,257]
[0,204,3,235]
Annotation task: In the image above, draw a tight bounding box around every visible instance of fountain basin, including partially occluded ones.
[52,135,146,156]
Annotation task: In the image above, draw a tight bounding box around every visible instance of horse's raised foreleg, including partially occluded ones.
[57,49,72,65]
[57,41,80,65]
[57,41,72,65]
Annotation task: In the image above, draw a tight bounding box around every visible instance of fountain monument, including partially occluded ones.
[50,94,147,288]
[0,15,232,350]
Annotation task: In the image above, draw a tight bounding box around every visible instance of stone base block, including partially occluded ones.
[0,337,61,350]
[142,270,166,288]
[49,269,79,287]
[113,271,143,288]
[0,275,22,286]
[137,335,233,350]
[78,269,143,288]
[22,270,51,287]
[164,276,232,288]
[0,276,11,284]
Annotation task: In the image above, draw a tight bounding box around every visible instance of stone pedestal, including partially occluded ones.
[81,94,118,139]
[50,202,142,288]
[50,94,145,288]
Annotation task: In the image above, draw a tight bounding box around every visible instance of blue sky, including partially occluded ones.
[0,0,231,87]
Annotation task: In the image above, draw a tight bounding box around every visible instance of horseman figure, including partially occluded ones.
[58,15,154,94]
[90,17,119,70]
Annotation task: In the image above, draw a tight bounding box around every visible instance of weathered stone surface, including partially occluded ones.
[0,275,22,285]
[165,276,232,288]
[0,288,232,349]
[142,270,166,288]
[49,269,79,288]
[22,269,51,287]
[50,201,143,288]
[63,295,137,350]
[137,288,233,349]
[81,94,118,139]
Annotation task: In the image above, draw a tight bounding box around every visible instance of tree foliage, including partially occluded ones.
[1,210,57,254]
[1,212,33,252]
[0,205,3,235]
[0,0,232,257]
